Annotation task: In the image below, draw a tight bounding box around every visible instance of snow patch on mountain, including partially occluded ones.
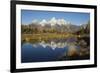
[32,17,71,26]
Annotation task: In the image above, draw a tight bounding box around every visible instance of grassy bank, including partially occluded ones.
[21,33,89,43]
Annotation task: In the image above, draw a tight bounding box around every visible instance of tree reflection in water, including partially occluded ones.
[22,37,90,62]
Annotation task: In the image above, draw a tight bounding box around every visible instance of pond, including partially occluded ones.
[21,37,90,63]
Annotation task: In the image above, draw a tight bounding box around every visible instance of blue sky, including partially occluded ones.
[21,10,90,25]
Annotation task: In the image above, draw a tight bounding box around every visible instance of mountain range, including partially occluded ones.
[22,17,88,33]
[31,17,71,26]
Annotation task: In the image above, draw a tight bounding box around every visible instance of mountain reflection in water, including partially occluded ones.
[21,37,90,63]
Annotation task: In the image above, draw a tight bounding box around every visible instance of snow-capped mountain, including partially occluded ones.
[39,17,69,26]
[30,17,71,27]
[39,19,48,26]
[48,17,57,26]
[26,17,81,33]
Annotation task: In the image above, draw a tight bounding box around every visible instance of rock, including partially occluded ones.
[67,45,79,57]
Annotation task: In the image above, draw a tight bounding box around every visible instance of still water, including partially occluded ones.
[21,38,89,63]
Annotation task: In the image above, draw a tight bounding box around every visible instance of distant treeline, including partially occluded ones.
[21,21,90,35]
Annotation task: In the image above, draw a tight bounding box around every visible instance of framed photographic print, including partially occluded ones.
[11,0,97,72]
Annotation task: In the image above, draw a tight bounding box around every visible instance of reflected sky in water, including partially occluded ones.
[21,38,89,63]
